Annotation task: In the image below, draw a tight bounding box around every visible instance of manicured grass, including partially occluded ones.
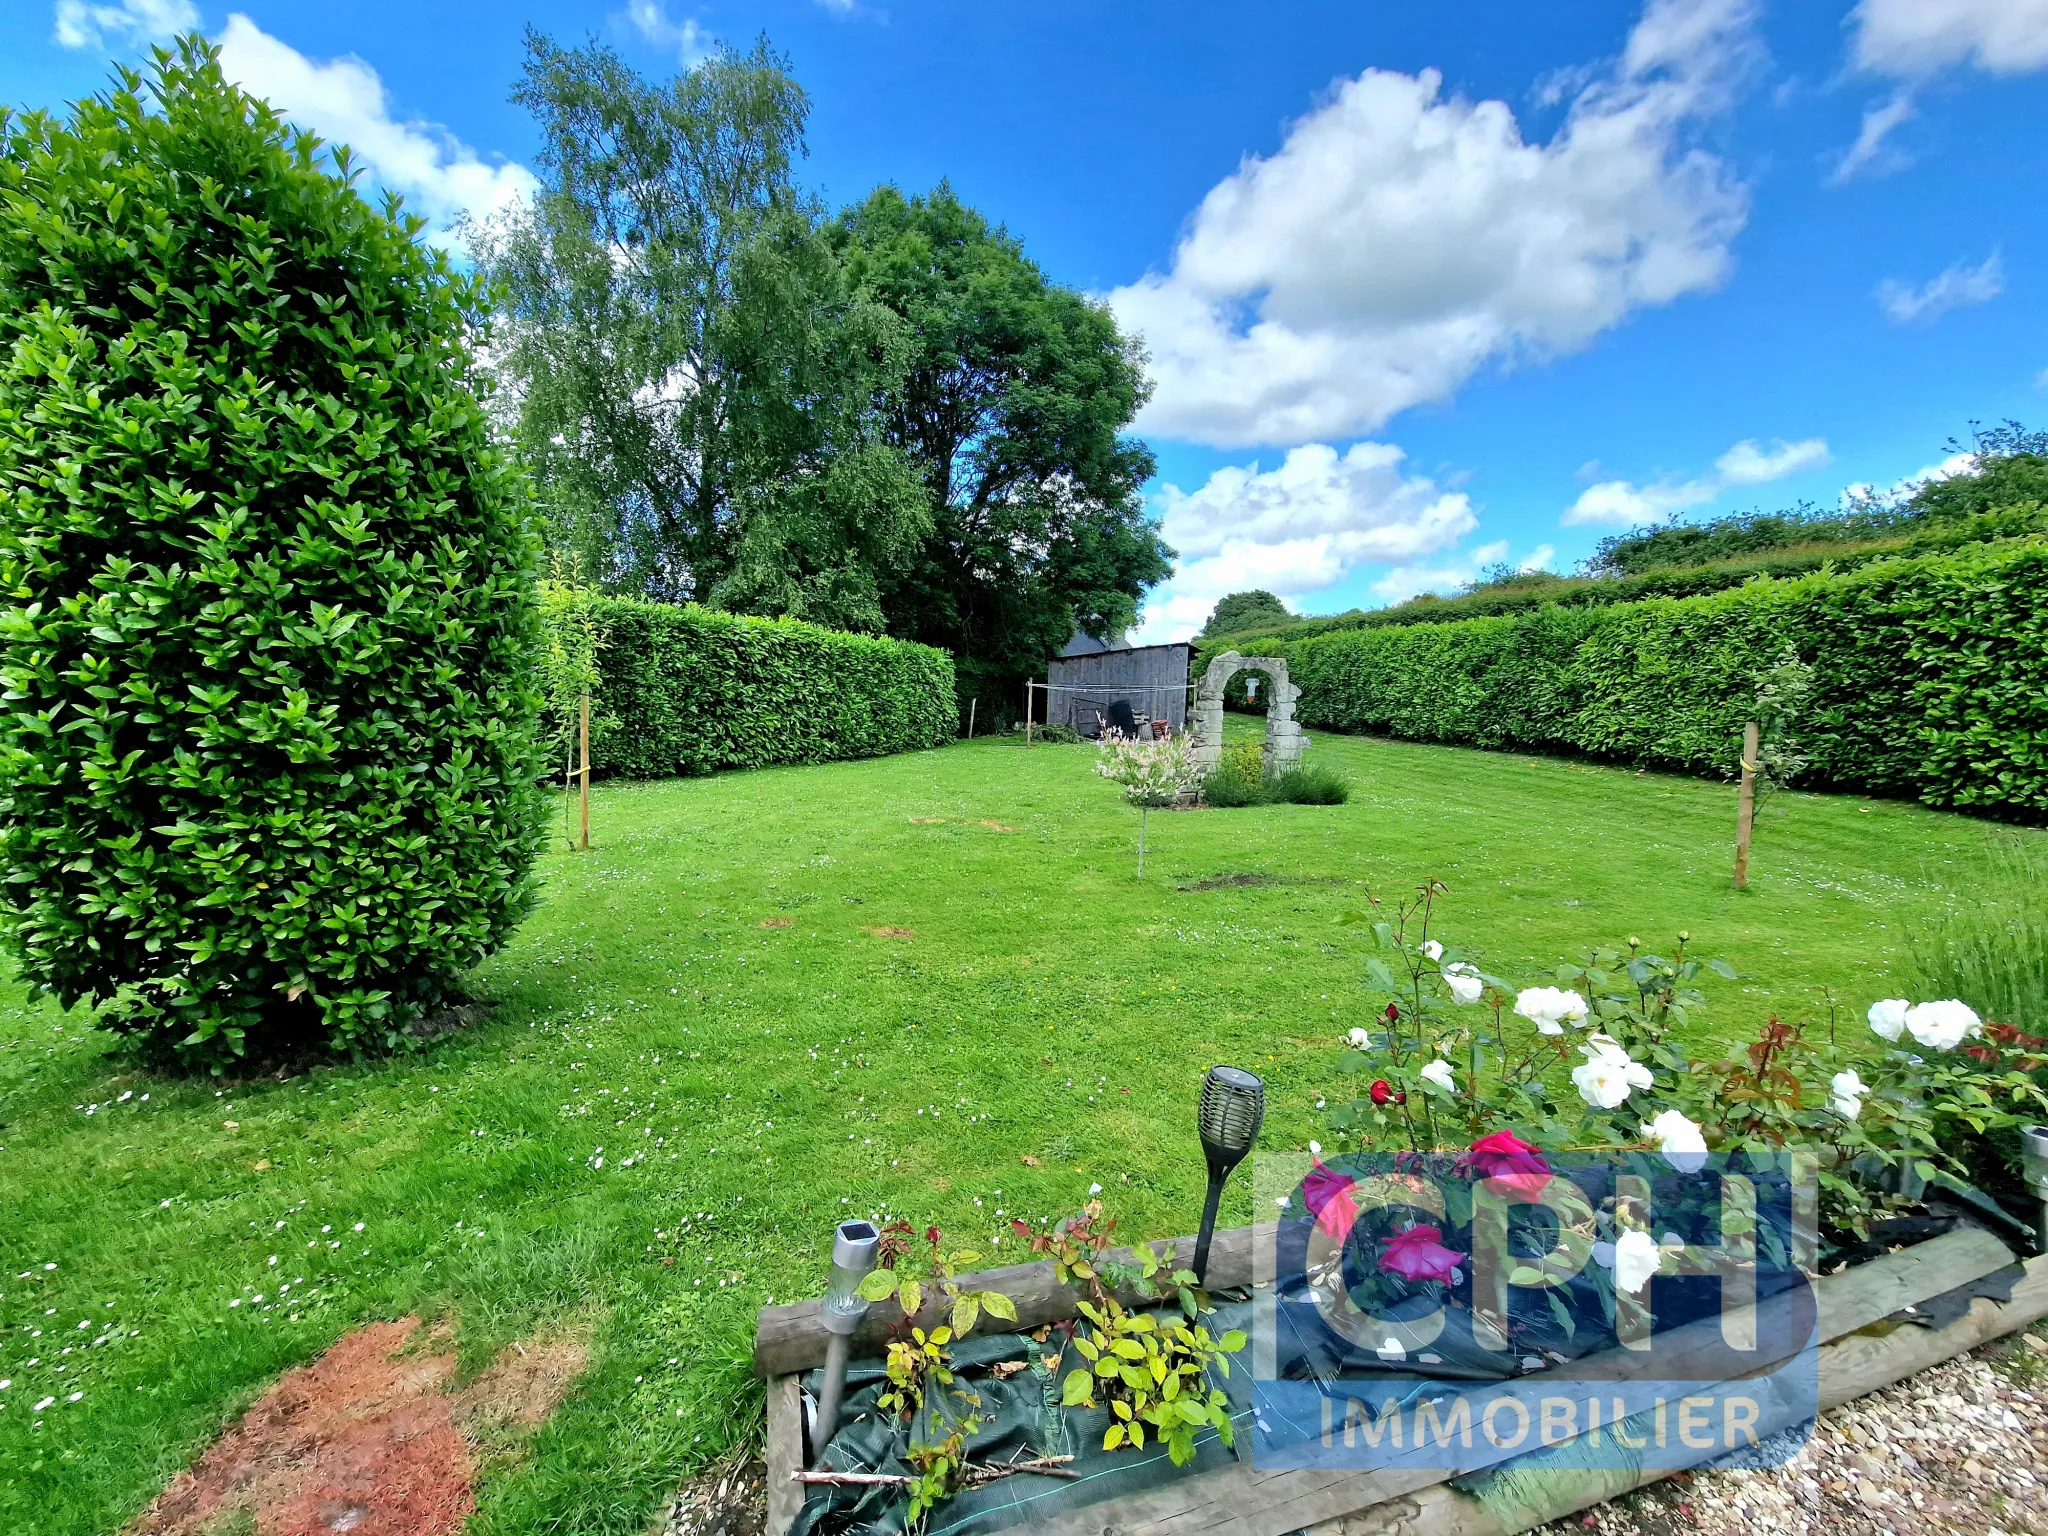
[2,723,2037,1534]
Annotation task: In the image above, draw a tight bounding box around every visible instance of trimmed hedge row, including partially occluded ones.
[1197,505,2048,657]
[550,595,957,778]
[1252,538,2048,820]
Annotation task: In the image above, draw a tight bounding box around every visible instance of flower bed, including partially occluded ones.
[757,885,2048,1534]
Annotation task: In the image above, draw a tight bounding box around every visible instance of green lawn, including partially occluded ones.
[2,723,2036,1534]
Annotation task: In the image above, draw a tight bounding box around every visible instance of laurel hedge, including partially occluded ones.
[1247,538,2048,820]
[545,593,957,779]
[1197,503,2047,655]
[0,45,546,1066]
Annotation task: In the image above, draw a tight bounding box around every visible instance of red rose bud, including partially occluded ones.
[1384,1001,1400,1022]
[1369,1079,1394,1106]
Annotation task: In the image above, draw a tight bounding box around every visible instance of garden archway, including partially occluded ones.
[1191,652,1307,776]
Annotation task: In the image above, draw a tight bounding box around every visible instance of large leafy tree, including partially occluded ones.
[833,185,1170,697]
[1201,590,1291,638]
[473,34,926,630]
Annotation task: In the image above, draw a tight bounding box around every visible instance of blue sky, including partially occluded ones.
[7,0,2047,640]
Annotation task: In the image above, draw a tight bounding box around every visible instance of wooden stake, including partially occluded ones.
[578,692,591,851]
[1734,718,1758,889]
[1024,680,1033,747]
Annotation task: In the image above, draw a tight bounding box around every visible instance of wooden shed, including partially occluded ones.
[1044,641,1192,736]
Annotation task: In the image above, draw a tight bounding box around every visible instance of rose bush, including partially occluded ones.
[1324,880,2048,1245]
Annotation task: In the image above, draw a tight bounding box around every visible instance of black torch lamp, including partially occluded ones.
[1192,1064,1266,1283]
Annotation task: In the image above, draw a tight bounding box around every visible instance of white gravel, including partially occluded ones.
[1538,1333,2048,1536]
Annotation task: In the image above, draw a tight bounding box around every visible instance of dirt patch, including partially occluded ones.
[130,1317,588,1536]
[1176,872,1351,892]
[655,1454,765,1536]
[757,918,794,929]
[977,820,1018,831]
[907,816,946,825]
[862,926,916,939]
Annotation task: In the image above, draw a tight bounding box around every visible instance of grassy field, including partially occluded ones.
[2,721,2037,1535]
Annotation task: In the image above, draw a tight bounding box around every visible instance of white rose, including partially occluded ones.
[1419,1058,1457,1094]
[1613,1229,1661,1295]
[1866,998,1909,1042]
[1829,1069,1869,1121]
[1642,1108,1707,1172]
[1419,940,1444,961]
[1443,963,1484,1005]
[1572,1039,1652,1108]
[1903,999,1981,1052]
[1348,1027,1371,1049]
[1514,986,1588,1036]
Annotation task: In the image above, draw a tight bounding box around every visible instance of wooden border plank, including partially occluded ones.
[765,1372,805,1536]
[759,1226,2018,1535]
[754,1225,1256,1376]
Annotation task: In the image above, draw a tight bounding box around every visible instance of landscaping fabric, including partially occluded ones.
[789,1299,1255,1536]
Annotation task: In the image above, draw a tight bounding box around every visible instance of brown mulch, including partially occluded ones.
[1537,1334,2048,1536]
[128,1317,587,1536]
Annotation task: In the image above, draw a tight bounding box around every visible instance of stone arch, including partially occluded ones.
[1190,652,1306,776]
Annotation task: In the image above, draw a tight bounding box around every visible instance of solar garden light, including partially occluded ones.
[1193,1065,1266,1283]
[2021,1126,2048,1254]
[811,1219,880,1462]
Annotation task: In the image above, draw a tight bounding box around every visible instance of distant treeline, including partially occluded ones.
[1203,423,2048,652]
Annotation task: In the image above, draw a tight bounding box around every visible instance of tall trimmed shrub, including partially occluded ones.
[0,43,546,1065]
[542,588,956,778]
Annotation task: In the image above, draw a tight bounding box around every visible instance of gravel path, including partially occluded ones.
[1537,1333,2048,1536]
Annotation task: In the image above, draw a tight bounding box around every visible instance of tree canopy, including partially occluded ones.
[471,33,927,632]
[832,185,1170,695]
[477,43,1172,688]
[1200,590,1292,638]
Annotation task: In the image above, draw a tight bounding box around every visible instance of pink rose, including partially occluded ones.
[1302,1158,1360,1242]
[1465,1130,1550,1196]
[1379,1224,1462,1285]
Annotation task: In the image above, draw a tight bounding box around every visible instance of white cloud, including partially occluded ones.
[1714,436,1831,485]
[53,0,197,51]
[216,15,537,235]
[1108,0,1758,450]
[1563,436,1829,526]
[1128,441,1478,642]
[1875,252,2003,323]
[1369,541,1558,607]
[1850,0,2048,78]
[1840,450,1975,506]
[619,0,712,64]
[1829,86,1916,182]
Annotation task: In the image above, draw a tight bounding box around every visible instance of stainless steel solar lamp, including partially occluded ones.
[2022,1125,2048,1253]
[1193,1065,1266,1283]
[811,1219,879,1462]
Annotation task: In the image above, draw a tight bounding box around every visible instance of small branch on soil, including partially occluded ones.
[792,1455,1079,1489]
